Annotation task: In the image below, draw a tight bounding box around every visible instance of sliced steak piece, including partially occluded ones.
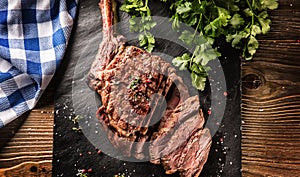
[149,95,204,164]
[178,128,212,177]
[161,128,212,177]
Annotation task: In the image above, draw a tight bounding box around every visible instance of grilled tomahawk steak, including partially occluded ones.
[87,0,212,176]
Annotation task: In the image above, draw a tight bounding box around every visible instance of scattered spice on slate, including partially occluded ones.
[76,169,88,177]
[97,149,102,154]
[72,116,81,124]
[223,91,228,97]
[207,109,212,115]
[76,168,94,177]
[72,127,82,133]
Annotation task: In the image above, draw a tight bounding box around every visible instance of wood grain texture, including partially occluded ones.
[0,87,54,177]
[242,0,300,176]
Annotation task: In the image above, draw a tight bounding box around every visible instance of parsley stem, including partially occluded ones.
[193,14,202,38]
[245,0,255,26]
[190,45,200,68]
[145,0,150,16]
[245,0,252,10]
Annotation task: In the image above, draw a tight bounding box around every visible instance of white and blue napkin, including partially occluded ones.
[0,0,78,127]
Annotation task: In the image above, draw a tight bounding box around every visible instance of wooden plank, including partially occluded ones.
[0,86,54,176]
[241,0,300,176]
[242,43,300,176]
[0,161,52,177]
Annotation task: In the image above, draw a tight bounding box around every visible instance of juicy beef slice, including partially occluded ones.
[178,128,212,177]
[138,83,188,158]
[156,110,211,177]
[149,95,204,164]
[161,128,212,177]
[161,113,204,156]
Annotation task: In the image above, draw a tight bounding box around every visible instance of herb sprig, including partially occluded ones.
[120,0,157,52]
[128,77,141,90]
[121,0,278,90]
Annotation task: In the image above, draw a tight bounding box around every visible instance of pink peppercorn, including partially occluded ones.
[208,110,212,115]
[223,91,228,96]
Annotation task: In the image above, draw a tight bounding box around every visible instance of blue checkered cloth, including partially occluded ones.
[0,0,78,127]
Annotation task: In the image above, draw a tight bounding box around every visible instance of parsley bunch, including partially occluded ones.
[120,0,157,52]
[121,0,278,91]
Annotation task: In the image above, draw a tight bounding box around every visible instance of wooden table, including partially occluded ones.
[241,0,300,176]
[0,0,300,176]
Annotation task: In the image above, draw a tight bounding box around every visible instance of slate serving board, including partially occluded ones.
[52,0,241,176]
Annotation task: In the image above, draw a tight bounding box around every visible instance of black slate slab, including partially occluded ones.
[52,0,241,176]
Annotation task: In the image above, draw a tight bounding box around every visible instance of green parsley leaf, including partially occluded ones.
[171,14,180,30]
[243,8,254,17]
[191,71,207,91]
[199,48,221,66]
[247,36,259,57]
[194,35,207,46]
[172,53,190,70]
[262,0,279,10]
[176,2,192,14]
[257,11,271,34]
[251,24,262,36]
[139,33,147,46]
[179,30,194,46]
[230,14,244,28]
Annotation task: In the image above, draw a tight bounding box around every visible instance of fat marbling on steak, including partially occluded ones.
[87,0,212,176]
